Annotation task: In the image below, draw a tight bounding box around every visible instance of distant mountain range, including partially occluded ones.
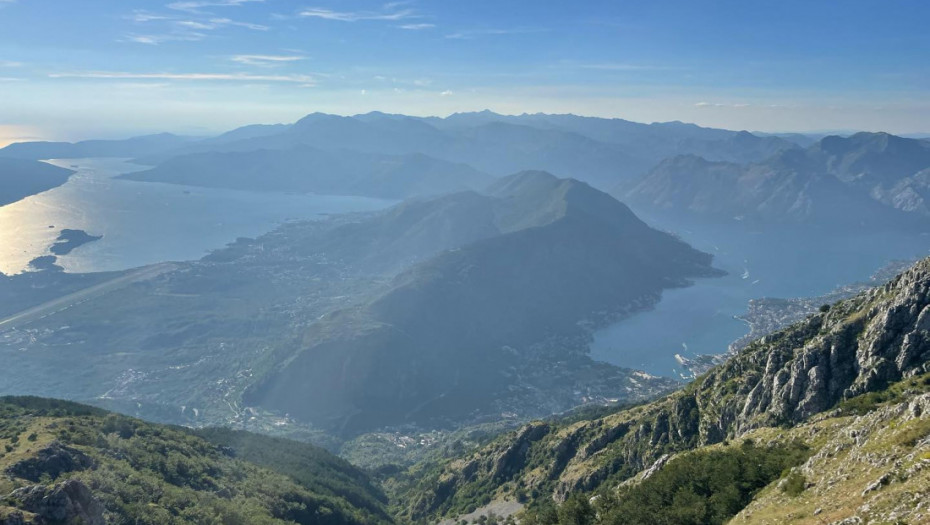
[623,132,930,228]
[0,132,194,161]
[118,146,493,199]
[0,158,74,206]
[5,114,927,217]
[8,113,926,221]
[0,111,811,195]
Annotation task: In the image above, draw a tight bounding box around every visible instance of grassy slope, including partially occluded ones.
[732,377,930,525]
[0,397,393,525]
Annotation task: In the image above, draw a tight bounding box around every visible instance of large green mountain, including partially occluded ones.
[0,397,392,525]
[392,257,930,524]
[244,171,720,434]
[0,171,717,439]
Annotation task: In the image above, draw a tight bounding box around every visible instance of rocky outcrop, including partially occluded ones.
[491,423,549,481]
[734,393,930,524]
[399,258,930,518]
[8,480,105,525]
[734,258,930,429]
[556,258,930,494]
[5,443,96,482]
[0,509,28,525]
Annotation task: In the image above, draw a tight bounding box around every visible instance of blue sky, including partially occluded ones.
[0,0,928,143]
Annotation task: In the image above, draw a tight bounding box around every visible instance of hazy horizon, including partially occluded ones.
[2,0,929,144]
[3,108,930,148]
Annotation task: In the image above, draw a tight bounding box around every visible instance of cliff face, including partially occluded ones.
[397,258,930,521]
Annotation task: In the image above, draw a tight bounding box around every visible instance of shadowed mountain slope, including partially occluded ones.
[245,171,722,434]
[119,146,493,199]
[0,158,74,206]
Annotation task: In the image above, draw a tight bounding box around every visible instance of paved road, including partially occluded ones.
[0,262,177,331]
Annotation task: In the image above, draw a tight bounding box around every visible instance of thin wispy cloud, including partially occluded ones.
[445,27,545,39]
[298,6,416,22]
[398,23,434,30]
[176,20,215,29]
[210,17,268,30]
[580,63,674,71]
[0,60,22,67]
[124,32,207,45]
[176,18,268,30]
[231,54,306,66]
[111,82,173,90]
[127,10,172,22]
[124,5,267,45]
[167,0,265,13]
[49,70,316,84]
[695,102,752,108]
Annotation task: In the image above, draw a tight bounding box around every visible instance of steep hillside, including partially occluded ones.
[119,147,492,199]
[394,257,930,523]
[0,397,392,525]
[511,385,930,525]
[0,159,73,206]
[623,133,930,227]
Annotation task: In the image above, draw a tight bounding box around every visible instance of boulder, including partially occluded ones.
[5,442,96,482]
[9,479,105,525]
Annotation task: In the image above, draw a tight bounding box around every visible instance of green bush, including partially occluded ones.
[781,470,807,497]
[519,440,810,525]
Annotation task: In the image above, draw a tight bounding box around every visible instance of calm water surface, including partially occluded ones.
[0,158,393,275]
[590,212,930,377]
